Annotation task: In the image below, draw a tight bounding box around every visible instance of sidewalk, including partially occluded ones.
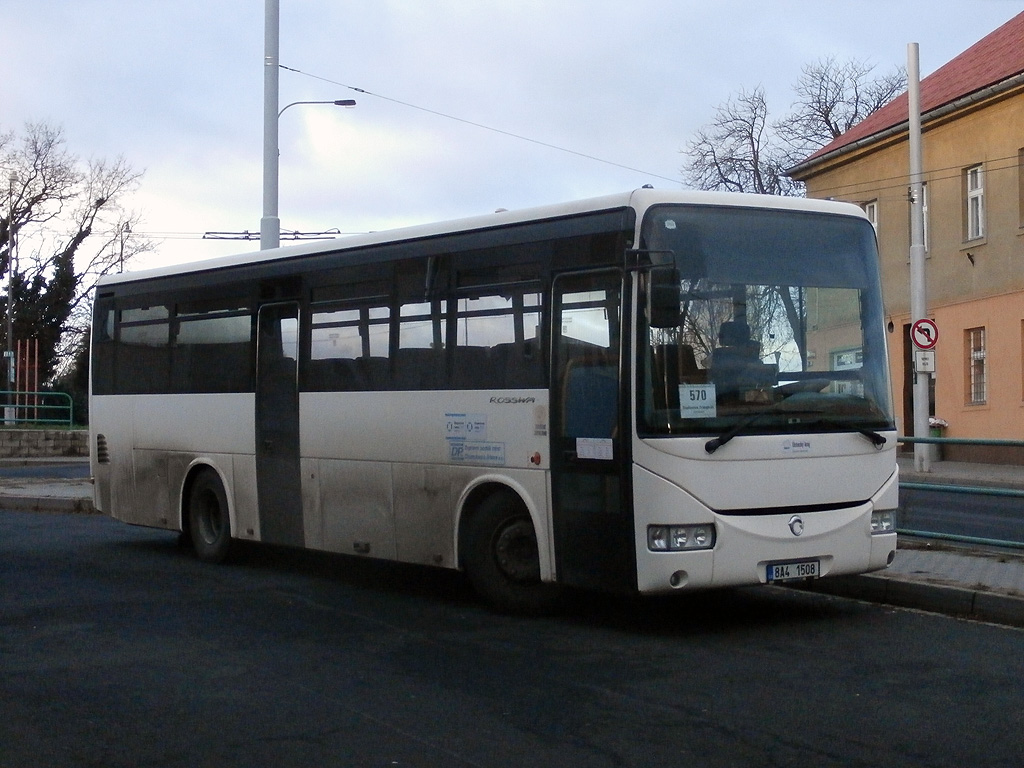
[0,457,94,514]
[2,456,1024,626]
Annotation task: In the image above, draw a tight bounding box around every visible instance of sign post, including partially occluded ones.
[908,43,931,472]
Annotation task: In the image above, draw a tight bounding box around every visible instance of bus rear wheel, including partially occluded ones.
[463,492,561,614]
[188,469,232,564]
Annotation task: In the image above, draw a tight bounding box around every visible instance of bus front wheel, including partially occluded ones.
[463,492,561,614]
[188,469,232,564]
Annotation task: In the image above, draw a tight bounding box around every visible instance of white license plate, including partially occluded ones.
[766,560,820,582]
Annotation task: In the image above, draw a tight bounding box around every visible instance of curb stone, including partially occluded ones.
[0,494,95,515]
[794,572,1024,628]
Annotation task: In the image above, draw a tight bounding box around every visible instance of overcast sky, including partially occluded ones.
[2,0,1021,270]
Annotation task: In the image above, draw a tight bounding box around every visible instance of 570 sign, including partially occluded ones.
[678,383,717,419]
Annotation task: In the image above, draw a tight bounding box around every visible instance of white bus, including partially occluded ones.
[90,189,898,611]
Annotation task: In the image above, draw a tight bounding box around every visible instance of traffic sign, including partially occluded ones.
[911,318,939,350]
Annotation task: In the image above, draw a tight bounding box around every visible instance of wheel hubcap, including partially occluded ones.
[494,518,540,581]
[197,492,222,544]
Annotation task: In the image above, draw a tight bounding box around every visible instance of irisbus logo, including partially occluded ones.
[489,396,536,404]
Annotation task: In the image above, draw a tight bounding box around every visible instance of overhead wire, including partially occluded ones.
[279,64,683,186]
[802,151,1023,204]
[144,68,1022,241]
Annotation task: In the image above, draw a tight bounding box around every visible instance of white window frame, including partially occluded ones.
[863,200,878,233]
[966,165,985,241]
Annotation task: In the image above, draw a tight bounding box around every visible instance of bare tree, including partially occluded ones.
[1,123,153,385]
[682,57,905,195]
[683,87,802,197]
[775,56,906,166]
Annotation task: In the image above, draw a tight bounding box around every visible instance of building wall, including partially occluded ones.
[798,85,1024,458]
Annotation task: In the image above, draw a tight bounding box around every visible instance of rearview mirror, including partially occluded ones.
[648,266,681,328]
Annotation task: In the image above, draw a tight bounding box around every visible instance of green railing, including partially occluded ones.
[0,391,74,428]
[899,435,1024,450]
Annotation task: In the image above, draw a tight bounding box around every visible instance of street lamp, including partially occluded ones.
[260,98,356,251]
[279,99,356,119]
[118,222,131,273]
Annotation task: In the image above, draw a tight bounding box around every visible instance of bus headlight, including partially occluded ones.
[648,524,716,552]
[871,510,896,534]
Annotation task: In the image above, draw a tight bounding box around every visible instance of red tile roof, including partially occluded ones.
[794,11,1024,171]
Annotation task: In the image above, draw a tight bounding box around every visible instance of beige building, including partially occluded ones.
[789,12,1024,462]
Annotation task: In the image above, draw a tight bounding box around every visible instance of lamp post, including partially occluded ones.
[118,222,131,273]
[260,0,281,251]
[260,1,355,250]
[261,98,356,251]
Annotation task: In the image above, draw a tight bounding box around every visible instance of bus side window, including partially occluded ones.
[91,302,117,395]
[309,303,391,391]
[452,291,543,389]
[117,305,171,394]
[396,299,447,390]
[173,309,252,393]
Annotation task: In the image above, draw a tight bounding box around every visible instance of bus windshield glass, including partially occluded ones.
[638,204,894,438]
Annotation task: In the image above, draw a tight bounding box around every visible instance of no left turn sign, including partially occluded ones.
[911,318,939,350]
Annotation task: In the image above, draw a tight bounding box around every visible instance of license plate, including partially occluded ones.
[766,560,820,582]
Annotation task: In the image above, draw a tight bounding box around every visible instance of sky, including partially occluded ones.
[2,0,1022,271]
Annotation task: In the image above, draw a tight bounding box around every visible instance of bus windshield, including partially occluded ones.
[638,204,894,439]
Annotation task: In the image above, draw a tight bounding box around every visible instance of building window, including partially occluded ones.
[863,200,878,233]
[966,326,986,405]
[965,165,985,241]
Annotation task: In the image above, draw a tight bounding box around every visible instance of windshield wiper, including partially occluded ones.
[704,403,790,454]
[803,417,887,448]
[704,408,888,454]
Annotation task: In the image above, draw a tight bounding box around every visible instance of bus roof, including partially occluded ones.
[99,188,868,287]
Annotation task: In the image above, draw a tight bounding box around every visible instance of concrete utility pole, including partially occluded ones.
[5,172,16,423]
[259,2,354,252]
[260,0,281,251]
[908,43,930,472]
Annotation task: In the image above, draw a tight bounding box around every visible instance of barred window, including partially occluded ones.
[966,327,986,405]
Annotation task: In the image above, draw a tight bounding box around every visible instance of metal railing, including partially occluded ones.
[0,391,74,428]
[896,435,1024,549]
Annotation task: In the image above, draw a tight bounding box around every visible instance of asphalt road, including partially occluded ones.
[0,462,91,480]
[900,485,1024,544]
[2,510,1023,768]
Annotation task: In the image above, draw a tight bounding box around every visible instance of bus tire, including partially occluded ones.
[188,469,232,564]
[463,491,561,614]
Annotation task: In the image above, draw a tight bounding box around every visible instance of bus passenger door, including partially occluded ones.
[550,271,635,592]
[256,302,304,547]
